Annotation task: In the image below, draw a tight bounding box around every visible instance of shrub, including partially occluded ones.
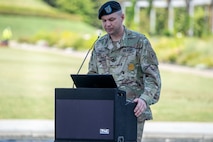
[152,37,185,62]
[18,30,100,51]
[177,38,213,68]
[73,34,99,51]
[152,36,213,68]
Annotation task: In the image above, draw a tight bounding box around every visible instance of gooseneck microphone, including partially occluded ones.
[76,33,101,75]
[72,33,101,88]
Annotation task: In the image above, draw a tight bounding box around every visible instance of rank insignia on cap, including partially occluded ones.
[105,5,112,14]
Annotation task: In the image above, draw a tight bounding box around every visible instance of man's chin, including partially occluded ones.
[107,31,114,36]
[106,29,113,34]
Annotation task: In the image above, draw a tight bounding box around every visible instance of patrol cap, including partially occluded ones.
[98,1,121,19]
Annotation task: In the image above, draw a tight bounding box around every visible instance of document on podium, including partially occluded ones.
[71,74,117,88]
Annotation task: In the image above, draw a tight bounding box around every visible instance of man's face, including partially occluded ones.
[101,11,124,36]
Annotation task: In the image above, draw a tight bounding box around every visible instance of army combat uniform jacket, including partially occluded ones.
[88,27,161,122]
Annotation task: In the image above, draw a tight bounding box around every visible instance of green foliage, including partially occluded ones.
[146,0,153,16]
[73,35,99,50]
[53,0,102,27]
[138,9,150,34]
[193,6,210,37]
[137,3,212,37]
[177,38,213,67]
[43,0,57,7]
[155,8,167,35]
[25,31,98,50]
[125,0,136,28]
[152,36,213,68]
[56,0,90,14]
[173,5,211,37]
[25,31,81,49]
[174,8,190,36]
[152,37,184,63]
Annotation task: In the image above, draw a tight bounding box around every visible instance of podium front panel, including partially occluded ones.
[55,88,119,141]
[55,88,136,142]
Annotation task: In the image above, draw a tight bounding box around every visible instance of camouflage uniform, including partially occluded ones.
[88,26,161,142]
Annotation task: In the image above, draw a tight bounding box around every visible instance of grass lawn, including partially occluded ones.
[0,47,88,119]
[0,0,97,40]
[0,47,213,121]
[0,15,96,40]
[0,0,56,10]
[152,70,213,122]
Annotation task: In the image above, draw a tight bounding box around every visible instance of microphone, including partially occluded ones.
[76,33,101,75]
[72,33,101,88]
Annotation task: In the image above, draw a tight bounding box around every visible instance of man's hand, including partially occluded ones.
[133,98,147,117]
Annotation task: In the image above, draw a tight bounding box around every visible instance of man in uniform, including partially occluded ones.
[88,1,161,142]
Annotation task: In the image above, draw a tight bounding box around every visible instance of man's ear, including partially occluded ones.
[121,13,125,21]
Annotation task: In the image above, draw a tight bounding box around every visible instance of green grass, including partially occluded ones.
[152,70,213,122]
[0,0,78,20]
[0,0,96,40]
[0,15,96,40]
[0,47,213,121]
[0,0,55,10]
[0,47,88,119]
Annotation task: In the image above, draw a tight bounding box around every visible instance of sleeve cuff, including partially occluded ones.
[139,95,152,106]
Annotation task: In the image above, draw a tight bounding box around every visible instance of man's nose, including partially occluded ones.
[105,20,111,26]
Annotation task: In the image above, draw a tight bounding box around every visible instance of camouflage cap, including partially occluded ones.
[98,1,121,19]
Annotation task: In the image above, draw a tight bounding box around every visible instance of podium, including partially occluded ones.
[54,75,137,142]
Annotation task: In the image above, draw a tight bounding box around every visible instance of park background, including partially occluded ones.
[0,0,213,123]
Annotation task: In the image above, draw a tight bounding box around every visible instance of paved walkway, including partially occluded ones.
[0,120,213,140]
[159,63,213,78]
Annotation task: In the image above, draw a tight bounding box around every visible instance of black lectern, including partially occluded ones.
[55,75,137,142]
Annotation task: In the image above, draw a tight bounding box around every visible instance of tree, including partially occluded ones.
[125,0,136,28]
[43,0,57,7]
[43,0,103,27]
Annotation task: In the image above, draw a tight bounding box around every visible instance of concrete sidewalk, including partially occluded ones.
[143,121,213,141]
[0,120,213,140]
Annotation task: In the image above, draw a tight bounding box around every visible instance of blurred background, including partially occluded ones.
[0,0,213,141]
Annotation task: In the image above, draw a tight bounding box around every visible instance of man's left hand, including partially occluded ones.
[133,98,147,117]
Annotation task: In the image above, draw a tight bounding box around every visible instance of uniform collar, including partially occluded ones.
[105,26,129,49]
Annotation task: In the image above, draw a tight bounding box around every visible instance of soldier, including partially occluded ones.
[88,1,161,142]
